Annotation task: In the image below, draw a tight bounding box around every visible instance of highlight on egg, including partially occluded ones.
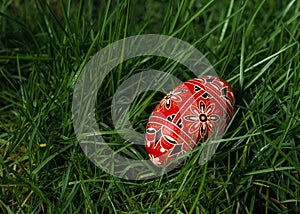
[144,76,235,167]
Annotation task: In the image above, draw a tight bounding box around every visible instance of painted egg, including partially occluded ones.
[145,76,235,167]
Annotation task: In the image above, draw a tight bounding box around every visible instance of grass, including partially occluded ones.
[0,0,299,213]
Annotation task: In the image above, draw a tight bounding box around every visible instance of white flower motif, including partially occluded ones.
[184,100,220,135]
[149,154,161,166]
[159,89,186,110]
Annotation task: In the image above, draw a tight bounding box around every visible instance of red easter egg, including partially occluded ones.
[145,76,235,167]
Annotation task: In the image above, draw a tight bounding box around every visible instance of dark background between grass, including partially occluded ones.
[0,0,299,213]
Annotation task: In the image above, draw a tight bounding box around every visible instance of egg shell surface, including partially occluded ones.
[145,76,235,167]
